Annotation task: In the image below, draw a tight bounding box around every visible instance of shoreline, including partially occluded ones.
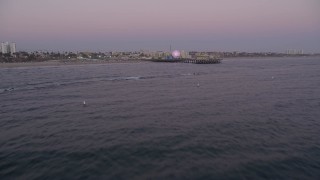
[0,56,317,68]
[0,59,145,68]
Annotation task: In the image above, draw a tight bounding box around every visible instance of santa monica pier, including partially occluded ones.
[149,50,222,64]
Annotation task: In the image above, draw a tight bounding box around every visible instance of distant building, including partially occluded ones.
[1,42,16,55]
[10,43,16,54]
[1,42,9,54]
[180,50,190,59]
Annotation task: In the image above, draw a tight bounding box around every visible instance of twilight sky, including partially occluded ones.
[1,0,319,52]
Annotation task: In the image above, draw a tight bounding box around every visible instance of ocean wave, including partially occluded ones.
[0,76,145,94]
[0,87,15,93]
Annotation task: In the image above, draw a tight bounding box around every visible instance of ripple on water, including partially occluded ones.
[1,58,320,179]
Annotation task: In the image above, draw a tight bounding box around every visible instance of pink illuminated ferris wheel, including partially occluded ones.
[172,50,181,58]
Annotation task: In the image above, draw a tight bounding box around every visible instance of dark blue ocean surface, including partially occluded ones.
[1,57,320,179]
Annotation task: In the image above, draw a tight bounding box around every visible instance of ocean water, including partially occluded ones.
[1,57,320,179]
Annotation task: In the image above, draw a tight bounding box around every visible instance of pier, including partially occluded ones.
[182,59,221,64]
[149,58,222,64]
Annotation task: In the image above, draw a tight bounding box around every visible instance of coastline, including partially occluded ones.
[0,59,144,68]
[1,56,317,68]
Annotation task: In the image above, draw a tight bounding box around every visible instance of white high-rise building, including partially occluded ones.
[1,42,16,54]
[1,42,10,54]
[10,43,16,54]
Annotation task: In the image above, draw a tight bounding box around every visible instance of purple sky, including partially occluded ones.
[1,0,319,52]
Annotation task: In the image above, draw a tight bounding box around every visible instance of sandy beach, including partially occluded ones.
[0,59,144,68]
